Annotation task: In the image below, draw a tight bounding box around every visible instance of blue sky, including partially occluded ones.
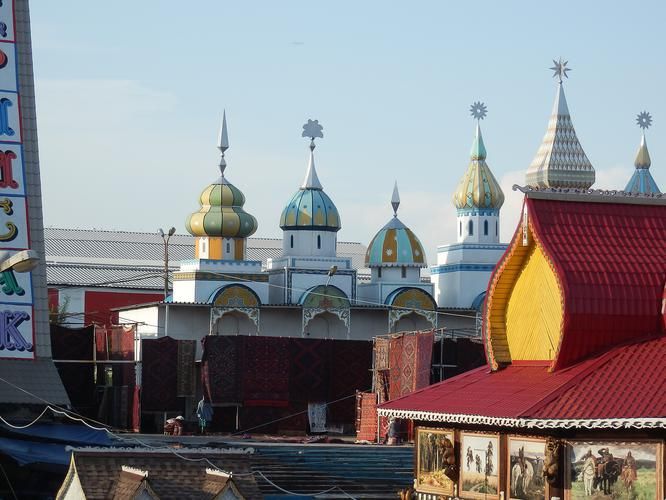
[30,1,666,258]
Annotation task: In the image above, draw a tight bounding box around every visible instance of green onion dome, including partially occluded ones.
[365,217,426,268]
[186,178,258,238]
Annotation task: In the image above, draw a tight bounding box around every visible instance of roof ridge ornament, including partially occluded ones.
[469,101,488,160]
[391,181,400,217]
[550,57,571,84]
[217,110,229,177]
[300,119,324,189]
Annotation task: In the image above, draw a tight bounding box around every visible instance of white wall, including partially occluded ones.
[456,214,500,244]
[281,230,337,258]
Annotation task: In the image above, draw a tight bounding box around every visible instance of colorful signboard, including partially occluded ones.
[0,0,34,359]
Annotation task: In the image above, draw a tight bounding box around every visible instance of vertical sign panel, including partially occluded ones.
[0,0,34,358]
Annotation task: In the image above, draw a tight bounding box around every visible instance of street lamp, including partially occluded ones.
[158,227,176,299]
[0,249,39,273]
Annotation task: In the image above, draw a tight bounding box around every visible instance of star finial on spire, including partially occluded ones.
[636,111,652,130]
[550,58,571,84]
[218,110,229,176]
[391,181,400,217]
[470,101,487,121]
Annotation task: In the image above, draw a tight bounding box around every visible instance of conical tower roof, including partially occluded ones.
[453,121,504,211]
[526,60,595,189]
[625,112,660,194]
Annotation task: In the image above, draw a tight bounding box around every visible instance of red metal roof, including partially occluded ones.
[527,198,666,369]
[380,336,666,422]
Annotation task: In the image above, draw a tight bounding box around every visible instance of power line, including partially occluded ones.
[0,376,360,499]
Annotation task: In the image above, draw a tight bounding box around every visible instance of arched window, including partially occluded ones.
[496,220,498,236]
[226,242,230,253]
[290,235,294,248]
[484,220,488,236]
[459,221,462,236]
[377,267,382,278]
[468,220,474,236]
[317,234,321,249]
[401,266,406,278]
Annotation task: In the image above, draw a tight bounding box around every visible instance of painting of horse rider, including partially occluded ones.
[508,437,546,500]
[568,441,662,500]
[460,432,500,499]
[415,427,456,496]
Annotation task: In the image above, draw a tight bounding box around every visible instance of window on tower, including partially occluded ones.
[468,220,474,236]
[459,221,462,236]
[317,235,321,249]
[401,266,406,278]
[484,220,488,236]
[496,221,498,236]
[290,235,294,248]
[378,267,382,278]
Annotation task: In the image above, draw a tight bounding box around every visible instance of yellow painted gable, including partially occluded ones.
[504,242,563,361]
[486,220,564,368]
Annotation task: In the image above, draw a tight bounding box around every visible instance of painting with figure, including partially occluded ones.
[567,441,662,500]
[415,427,456,495]
[508,437,546,500]
[460,432,500,499]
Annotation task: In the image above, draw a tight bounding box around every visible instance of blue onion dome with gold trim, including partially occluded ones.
[452,123,505,212]
[185,113,258,238]
[280,127,341,232]
[365,183,427,268]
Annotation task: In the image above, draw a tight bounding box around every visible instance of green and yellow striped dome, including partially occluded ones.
[186,179,258,238]
[452,124,504,211]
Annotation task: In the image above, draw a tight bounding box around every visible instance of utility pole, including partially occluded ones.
[158,227,176,299]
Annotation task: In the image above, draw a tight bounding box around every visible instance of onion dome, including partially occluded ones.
[365,183,427,268]
[526,59,595,189]
[625,112,660,194]
[185,112,258,238]
[279,120,341,232]
[452,121,505,211]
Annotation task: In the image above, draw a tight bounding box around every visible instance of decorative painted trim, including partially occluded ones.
[376,408,666,429]
[456,209,500,217]
[174,272,268,282]
[302,307,350,337]
[210,306,260,334]
[437,243,508,252]
[389,308,436,331]
[513,184,666,205]
[430,263,497,275]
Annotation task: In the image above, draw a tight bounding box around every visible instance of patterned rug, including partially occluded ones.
[242,336,290,406]
[289,338,329,402]
[141,336,179,411]
[108,325,135,361]
[374,337,390,370]
[201,335,241,404]
[388,336,403,400]
[399,334,418,397]
[415,330,434,390]
[50,324,94,360]
[328,340,372,423]
[176,340,196,397]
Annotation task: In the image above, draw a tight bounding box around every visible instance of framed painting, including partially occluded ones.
[415,427,456,496]
[507,436,546,500]
[460,431,500,499]
[566,440,663,500]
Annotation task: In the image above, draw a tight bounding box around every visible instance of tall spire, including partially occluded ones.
[525,59,595,189]
[391,181,400,217]
[300,119,324,190]
[217,110,229,178]
[625,111,660,194]
[452,102,504,211]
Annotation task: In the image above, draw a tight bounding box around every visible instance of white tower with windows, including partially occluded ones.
[431,103,507,309]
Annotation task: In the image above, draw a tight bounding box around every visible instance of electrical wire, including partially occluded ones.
[0,376,361,499]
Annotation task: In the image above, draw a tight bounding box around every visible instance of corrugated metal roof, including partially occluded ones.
[0,359,71,405]
[45,228,369,289]
[380,335,666,421]
[526,198,666,369]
